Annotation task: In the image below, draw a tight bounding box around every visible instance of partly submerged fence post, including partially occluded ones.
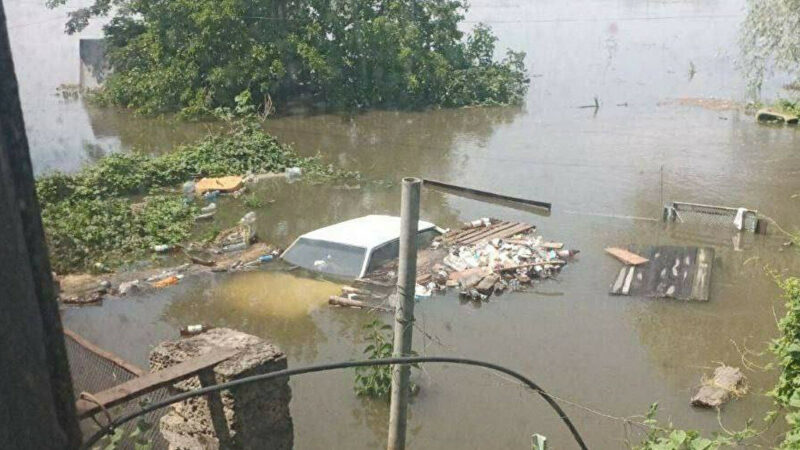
[387,177,421,450]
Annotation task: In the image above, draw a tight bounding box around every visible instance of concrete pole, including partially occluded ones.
[387,177,421,450]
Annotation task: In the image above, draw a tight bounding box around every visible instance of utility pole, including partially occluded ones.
[387,177,421,450]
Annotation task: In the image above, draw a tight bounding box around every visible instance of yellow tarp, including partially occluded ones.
[195,176,243,195]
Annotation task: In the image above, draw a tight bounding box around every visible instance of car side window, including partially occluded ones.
[366,229,441,274]
[366,239,400,273]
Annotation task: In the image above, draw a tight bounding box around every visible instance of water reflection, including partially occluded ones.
[161,271,341,360]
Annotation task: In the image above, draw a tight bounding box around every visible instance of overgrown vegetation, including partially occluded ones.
[741,0,800,95]
[769,276,800,448]
[774,99,800,116]
[634,403,755,450]
[39,110,356,273]
[635,273,800,449]
[49,0,528,115]
[354,320,417,400]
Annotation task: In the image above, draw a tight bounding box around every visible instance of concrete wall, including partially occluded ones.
[79,38,108,89]
[149,328,293,450]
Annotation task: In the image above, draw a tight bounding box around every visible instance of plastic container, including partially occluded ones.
[258,254,274,263]
[222,242,247,253]
[239,211,257,225]
[555,249,579,259]
[182,181,196,196]
[285,167,302,179]
[153,244,171,253]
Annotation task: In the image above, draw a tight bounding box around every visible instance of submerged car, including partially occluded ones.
[281,215,440,279]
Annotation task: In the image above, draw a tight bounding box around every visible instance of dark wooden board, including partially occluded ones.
[609,246,713,301]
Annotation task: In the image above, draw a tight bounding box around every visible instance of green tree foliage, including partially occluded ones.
[49,0,528,115]
[740,0,800,94]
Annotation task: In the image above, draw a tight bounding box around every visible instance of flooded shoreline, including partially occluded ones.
[10,0,800,447]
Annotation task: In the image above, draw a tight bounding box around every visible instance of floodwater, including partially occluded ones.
[8,0,800,447]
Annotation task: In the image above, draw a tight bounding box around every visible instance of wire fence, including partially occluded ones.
[663,202,760,232]
[64,330,169,450]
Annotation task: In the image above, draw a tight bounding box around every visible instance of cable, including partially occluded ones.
[81,355,589,450]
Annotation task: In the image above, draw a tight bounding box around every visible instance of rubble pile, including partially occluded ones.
[416,222,578,301]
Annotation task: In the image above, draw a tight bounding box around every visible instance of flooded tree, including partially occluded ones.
[740,0,800,94]
[47,0,529,115]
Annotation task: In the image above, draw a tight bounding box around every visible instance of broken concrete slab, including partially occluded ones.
[475,273,501,295]
[150,328,293,450]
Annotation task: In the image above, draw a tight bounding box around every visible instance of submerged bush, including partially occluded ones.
[770,276,800,448]
[38,118,357,204]
[51,0,528,115]
[38,116,357,273]
[41,196,198,273]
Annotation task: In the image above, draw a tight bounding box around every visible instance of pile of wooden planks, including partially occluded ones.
[443,220,535,246]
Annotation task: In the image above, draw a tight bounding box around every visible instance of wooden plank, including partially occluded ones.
[449,222,509,244]
[495,260,565,273]
[621,266,635,295]
[690,247,713,301]
[605,247,649,266]
[423,178,552,212]
[477,223,535,243]
[540,242,564,250]
[461,222,526,245]
[75,348,238,419]
[454,222,512,244]
[329,296,393,312]
[461,222,533,245]
[610,266,627,294]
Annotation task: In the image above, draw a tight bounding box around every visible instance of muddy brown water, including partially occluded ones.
[8,0,800,447]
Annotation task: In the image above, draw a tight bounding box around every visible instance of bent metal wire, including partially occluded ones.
[81,356,589,450]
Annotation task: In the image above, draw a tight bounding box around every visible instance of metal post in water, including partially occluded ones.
[387,177,421,450]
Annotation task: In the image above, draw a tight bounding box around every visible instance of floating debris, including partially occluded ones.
[609,246,713,301]
[424,219,577,300]
[61,290,104,305]
[195,176,244,195]
[152,275,180,288]
[691,365,747,408]
[757,108,798,124]
[605,247,648,265]
[118,280,140,296]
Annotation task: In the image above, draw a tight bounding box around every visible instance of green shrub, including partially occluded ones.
[771,276,800,448]
[41,196,197,273]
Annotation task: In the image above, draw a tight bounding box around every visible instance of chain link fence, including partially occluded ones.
[64,330,169,450]
[663,202,760,232]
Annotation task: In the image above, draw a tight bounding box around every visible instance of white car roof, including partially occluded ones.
[298,215,436,250]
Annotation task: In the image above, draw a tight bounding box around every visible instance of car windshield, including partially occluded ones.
[282,238,367,278]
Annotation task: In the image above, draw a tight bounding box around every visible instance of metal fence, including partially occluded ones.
[663,202,760,232]
[64,330,169,450]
